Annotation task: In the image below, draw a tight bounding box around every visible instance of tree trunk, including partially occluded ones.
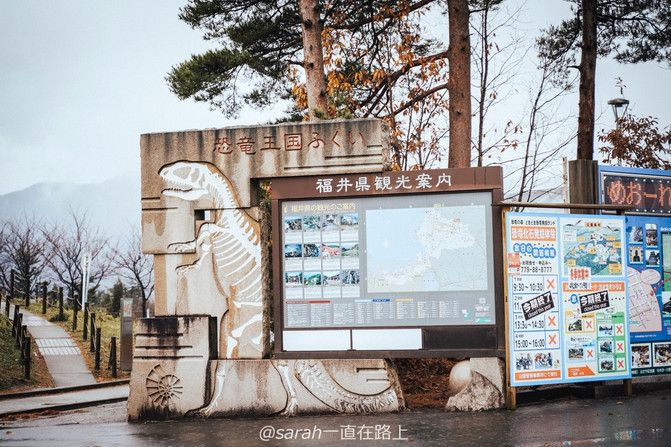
[476,5,489,167]
[577,0,597,160]
[298,0,329,119]
[448,0,472,168]
[23,274,30,307]
[141,289,147,318]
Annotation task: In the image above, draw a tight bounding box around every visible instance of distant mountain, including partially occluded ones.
[0,173,141,241]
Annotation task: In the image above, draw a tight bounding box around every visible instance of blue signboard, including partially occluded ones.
[598,165,671,375]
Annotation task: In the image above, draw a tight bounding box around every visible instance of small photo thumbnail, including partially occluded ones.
[629,226,643,243]
[303,244,321,257]
[284,216,302,232]
[303,272,322,286]
[302,215,321,231]
[285,271,303,287]
[284,244,302,258]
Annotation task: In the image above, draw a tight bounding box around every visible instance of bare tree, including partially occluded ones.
[470,0,527,167]
[503,58,577,202]
[112,227,154,317]
[538,0,671,160]
[3,217,46,304]
[41,210,113,302]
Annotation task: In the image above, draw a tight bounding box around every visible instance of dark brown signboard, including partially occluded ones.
[601,172,671,215]
[271,167,505,358]
[271,166,503,200]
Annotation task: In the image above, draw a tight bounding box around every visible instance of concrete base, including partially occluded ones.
[129,356,403,420]
[127,316,405,420]
[192,359,403,417]
[127,316,214,421]
[445,358,505,412]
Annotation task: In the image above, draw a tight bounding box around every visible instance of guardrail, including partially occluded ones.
[4,300,32,380]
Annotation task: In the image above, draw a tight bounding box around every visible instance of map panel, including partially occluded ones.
[281,192,496,330]
[561,218,624,278]
[367,206,487,293]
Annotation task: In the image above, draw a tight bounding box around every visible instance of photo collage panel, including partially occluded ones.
[283,213,361,301]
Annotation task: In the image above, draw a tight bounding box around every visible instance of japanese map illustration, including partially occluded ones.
[627,266,662,333]
[561,219,623,276]
[366,205,488,292]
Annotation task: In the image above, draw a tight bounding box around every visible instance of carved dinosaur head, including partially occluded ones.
[159,161,239,208]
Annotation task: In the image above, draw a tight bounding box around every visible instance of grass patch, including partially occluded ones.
[0,313,53,392]
[0,314,26,389]
[25,301,129,382]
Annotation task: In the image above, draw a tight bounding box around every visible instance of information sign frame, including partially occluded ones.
[270,167,505,358]
[598,165,671,376]
[505,211,631,386]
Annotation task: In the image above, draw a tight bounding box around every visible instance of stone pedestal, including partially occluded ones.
[194,359,403,417]
[445,357,505,412]
[127,316,215,420]
[129,343,403,420]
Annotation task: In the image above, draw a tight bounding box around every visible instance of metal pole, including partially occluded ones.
[4,292,9,318]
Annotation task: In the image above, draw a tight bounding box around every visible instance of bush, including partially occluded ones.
[49,313,69,322]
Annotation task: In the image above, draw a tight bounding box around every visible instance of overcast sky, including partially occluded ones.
[1,1,669,195]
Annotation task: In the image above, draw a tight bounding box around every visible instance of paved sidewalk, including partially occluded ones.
[2,390,671,446]
[5,302,96,388]
[0,383,128,417]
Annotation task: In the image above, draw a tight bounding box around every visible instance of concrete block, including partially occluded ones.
[127,316,213,420]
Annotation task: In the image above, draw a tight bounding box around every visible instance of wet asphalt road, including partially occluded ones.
[2,389,671,446]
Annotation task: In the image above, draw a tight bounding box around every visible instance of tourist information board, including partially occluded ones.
[506,212,631,386]
[599,165,671,376]
[271,167,505,357]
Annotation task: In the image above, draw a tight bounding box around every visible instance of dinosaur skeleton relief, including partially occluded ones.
[192,359,400,417]
[158,161,265,359]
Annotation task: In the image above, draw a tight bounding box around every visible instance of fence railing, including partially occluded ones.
[2,298,32,380]
[2,282,120,379]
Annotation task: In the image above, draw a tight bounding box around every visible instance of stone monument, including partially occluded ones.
[128,119,406,419]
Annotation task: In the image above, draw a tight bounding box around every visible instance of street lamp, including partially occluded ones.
[607,97,630,123]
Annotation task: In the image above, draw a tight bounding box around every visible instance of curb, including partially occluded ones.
[0,379,130,401]
[0,395,128,418]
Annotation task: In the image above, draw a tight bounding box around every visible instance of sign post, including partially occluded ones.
[80,253,90,308]
[120,297,133,371]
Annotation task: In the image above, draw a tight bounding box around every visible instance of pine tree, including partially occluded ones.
[537,0,671,160]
